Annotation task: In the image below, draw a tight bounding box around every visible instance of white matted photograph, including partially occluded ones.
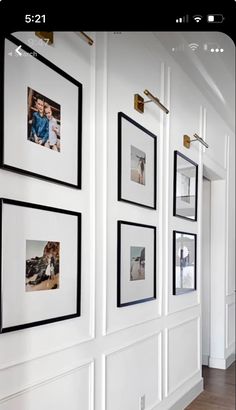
[2,35,82,188]
[0,198,81,333]
[27,87,61,152]
[173,150,198,220]
[117,220,156,307]
[118,112,157,209]
[173,230,197,295]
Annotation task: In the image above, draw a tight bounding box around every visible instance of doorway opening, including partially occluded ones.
[202,177,211,366]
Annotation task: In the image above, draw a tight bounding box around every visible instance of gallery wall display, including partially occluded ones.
[0,198,81,333]
[1,35,82,188]
[118,112,157,209]
[173,230,197,295]
[173,151,198,221]
[117,220,156,307]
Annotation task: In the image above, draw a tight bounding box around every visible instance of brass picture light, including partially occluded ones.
[134,89,169,114]
[183,133,209,149]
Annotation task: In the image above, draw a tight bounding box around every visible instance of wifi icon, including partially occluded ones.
[189,43,199,51]
[193,15,202,23]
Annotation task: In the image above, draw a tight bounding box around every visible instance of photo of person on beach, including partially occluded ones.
[130,145,146,185]
[25,240,60,292]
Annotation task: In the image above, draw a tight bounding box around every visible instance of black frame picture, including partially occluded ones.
[0,198,81,333]
[173,230,197,295]
[1,35,82,189]
[173,151,198,221]
[117,220,156,307]
[118,112,157,209]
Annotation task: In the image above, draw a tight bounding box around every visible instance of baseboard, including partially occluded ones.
[226,353,235,368]
[202,354,209,366]
[209,353,235,369]
[168,378,203,410]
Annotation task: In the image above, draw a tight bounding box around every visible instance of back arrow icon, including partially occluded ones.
[15,46,22,56]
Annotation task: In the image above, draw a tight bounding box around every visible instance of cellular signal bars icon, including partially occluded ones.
[176,15,189,23]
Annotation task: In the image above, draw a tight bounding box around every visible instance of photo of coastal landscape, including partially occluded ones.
[130,246,145,281]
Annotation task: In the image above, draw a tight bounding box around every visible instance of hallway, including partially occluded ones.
[0,31,235,410]
[186,362,235,409]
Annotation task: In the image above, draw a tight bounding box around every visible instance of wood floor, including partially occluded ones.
[186,362,235,409]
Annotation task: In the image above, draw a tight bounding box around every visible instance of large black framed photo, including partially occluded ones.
[173,230,197,295]
[0,198,81,333]
[118,112,157,209]
[117,220,156,307]
[173,151,198,221]
[1,35,82,188]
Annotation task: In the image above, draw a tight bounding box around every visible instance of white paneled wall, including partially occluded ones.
[0,31,234,409]
[105,333,161,410]
[226,303,235,350]
[167,318,200,395]
[0,363,93,410]
[0,31,95,368]
[106,32,162,334]
[167,62,201,316]
[204,104,228,169]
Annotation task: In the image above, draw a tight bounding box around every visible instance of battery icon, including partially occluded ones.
[207,14,224,23]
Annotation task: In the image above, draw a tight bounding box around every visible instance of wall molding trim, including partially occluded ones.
[166,317,200,397]
[104,330,160,359]
[226,352,236,369]
[0,333,95,372]
[105,313,163,337]
[103,331,162,410]
[226,302,235,348]
[202,354,209,366]
[0,360,94,405]
[209,354,235,369]
[154,378,203,410]
[168,379,203,410]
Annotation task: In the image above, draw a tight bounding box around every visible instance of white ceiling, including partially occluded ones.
[155,32,235,131]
